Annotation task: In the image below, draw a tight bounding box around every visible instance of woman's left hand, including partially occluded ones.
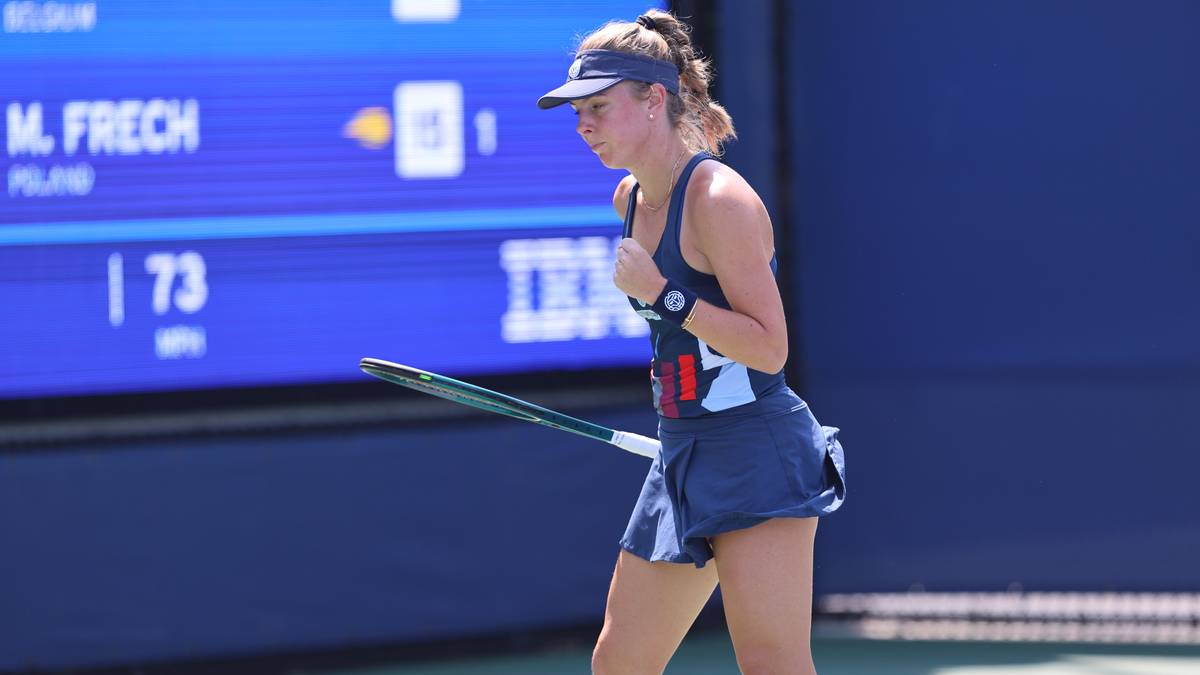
[614,238,667,304]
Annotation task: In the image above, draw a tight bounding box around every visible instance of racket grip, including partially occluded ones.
[610,431,661,459]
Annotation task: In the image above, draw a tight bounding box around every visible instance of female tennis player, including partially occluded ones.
[538,9,846,675]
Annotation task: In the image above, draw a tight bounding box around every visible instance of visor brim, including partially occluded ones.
[537,77,623,109]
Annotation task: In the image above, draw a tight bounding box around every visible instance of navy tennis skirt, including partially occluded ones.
[618,386,846,568]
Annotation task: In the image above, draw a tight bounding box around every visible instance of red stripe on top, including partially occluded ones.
[677,354,697,401]
[659,361,679,418]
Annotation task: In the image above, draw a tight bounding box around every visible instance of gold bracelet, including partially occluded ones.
[680,303,699,331]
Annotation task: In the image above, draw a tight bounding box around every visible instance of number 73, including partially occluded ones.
[144,251,208,315]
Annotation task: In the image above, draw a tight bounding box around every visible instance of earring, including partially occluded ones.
[649,114,654,120]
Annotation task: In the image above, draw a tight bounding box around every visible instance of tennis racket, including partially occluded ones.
[359,358,660,459]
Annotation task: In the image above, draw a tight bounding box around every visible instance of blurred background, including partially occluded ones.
[2,1,1198,673]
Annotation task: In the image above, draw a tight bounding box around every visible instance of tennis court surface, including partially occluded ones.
[318,633,1200,675]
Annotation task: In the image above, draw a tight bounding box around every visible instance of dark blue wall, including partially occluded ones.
[0,404,656,671]
[782,1,1200,592]
[717,0,780,225]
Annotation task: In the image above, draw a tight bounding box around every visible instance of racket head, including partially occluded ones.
[359,358,540,422]
[360,358,658,458]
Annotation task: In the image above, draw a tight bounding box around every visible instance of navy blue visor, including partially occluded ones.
[537,49,679,109]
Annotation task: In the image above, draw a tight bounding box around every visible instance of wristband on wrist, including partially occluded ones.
[651,279,698,328]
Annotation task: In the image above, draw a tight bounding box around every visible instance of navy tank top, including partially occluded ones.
[624,152,785,418]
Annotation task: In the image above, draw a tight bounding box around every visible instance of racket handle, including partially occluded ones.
[610,431,661,459]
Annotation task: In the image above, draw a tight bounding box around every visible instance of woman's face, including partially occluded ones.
[571,82,650,169]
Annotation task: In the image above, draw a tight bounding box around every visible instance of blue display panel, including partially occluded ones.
[1,1,659,399]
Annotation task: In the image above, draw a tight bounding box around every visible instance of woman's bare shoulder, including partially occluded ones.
[687,160,770,240]
[612,174,638,220]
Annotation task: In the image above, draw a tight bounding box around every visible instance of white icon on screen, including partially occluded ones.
[394,81,464,179]
[474,108,497,156]
[392,0,460,23]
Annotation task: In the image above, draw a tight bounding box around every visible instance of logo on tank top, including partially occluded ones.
[663,290,686,312]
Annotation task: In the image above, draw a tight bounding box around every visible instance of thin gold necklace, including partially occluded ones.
[642,149,688,212]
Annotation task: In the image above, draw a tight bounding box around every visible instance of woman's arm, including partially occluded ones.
[614,167,788,374]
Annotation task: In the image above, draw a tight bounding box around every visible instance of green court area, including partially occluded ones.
[321,633,1200,675]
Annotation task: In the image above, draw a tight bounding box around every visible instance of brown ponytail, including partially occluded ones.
[578,9,736,155]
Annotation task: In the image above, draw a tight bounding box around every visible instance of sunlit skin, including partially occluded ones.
[569,81,788,374]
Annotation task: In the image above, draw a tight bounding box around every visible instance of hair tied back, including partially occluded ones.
[636,15,658,32]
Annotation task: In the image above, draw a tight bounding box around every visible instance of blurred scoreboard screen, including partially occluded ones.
[1,0,660,399]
